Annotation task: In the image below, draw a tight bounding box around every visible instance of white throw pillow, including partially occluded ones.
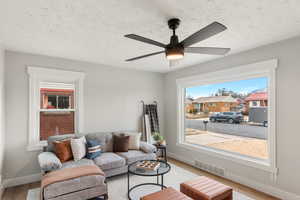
[70,136,86,161]
[126,132,142,150]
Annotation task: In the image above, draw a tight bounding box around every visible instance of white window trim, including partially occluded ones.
[27,66,85,151]
[176,59,277,175]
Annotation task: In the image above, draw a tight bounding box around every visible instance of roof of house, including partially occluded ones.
[193,96,237,103]
[185,98,194,104]
[245,92,267,101]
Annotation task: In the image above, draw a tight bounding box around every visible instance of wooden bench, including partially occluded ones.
[141,187,192,200]
[180,176,233,200]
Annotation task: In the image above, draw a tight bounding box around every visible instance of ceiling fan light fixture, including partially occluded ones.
[166,48,184,60]
[125,18,230,63]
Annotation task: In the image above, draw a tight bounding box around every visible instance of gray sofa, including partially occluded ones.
[38,132,157,200]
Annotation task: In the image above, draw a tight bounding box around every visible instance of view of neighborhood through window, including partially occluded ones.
[40,86,75,140]
[184,77,268,160]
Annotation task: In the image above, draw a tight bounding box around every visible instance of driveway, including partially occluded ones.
[185,130,268,159]
[185,119,267,139]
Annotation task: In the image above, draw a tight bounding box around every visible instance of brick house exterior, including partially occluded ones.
[40,88,75,140]
[244,91,268,113]
[193,96,238,113]
[185,98,194,113]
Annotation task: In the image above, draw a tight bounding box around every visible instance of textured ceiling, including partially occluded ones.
[1,0,300,72]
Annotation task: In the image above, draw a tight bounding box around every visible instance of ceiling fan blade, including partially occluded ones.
[125,51,165,61]
[124,34,166,48]
[181,22,227,47]
[185,47,230,55]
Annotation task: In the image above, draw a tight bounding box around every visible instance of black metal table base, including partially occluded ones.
[127,174,166,200]
[127,160,170,200]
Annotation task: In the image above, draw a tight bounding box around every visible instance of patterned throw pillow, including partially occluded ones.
[86,140,102,159]
[70,136,87,161]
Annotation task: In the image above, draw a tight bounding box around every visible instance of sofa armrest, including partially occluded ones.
[38,152,62,173]
[140,142,156,153]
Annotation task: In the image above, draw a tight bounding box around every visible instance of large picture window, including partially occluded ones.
[177,60,277,173]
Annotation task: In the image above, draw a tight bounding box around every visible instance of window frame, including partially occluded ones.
[176,59,277,174]
[27,67,85,151]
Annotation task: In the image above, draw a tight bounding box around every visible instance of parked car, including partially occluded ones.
[209,112,243,124]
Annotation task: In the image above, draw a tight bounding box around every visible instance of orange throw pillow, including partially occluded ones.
[53,140,73,162]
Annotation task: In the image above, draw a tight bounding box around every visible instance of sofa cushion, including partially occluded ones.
[61,158,95,169]
[85,132,113,152]
[43,174,105,200]
[117,150,156,164]
[93,152,126,170]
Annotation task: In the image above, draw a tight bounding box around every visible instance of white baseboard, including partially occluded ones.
[168,152,300,200]
[3,173,41,188]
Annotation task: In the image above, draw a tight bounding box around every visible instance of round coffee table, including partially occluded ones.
[127,160,171,200]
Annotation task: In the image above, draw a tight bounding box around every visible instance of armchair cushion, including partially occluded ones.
[140,142,156,153]
[38,152,62,172]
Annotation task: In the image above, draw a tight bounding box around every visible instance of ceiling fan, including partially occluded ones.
[124,18,230,65]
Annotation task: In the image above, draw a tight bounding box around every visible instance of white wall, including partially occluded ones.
[3,36,300,199]
[164,36,300,199]
[3,51,164,181]
[0,45,5,191]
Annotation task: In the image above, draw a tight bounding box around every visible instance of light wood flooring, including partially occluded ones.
[2,158,280,200]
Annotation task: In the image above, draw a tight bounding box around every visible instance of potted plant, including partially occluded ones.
[153,132,165,145]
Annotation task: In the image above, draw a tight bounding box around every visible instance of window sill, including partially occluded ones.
[176,142,278,174]
[27,141,47,151]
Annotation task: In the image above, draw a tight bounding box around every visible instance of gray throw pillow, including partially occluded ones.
[140,141,156,153]
[38,152,62,172]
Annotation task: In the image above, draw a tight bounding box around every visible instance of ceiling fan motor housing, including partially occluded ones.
[166,18,184,60]
[168,18,181,31]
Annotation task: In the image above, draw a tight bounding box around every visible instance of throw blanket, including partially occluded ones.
[41,165,105,199]
[145,104,160,134]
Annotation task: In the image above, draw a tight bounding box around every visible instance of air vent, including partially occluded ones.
[194,160,225,177]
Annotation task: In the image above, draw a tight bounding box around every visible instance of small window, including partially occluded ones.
[251,101,260,107]
[27,67,85,151]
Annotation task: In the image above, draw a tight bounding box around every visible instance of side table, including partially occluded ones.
[154,144,167,162]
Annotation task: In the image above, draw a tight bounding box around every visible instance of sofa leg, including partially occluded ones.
[103,193,108,200]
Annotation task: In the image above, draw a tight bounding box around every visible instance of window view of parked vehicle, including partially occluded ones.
[209,112,243,124]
